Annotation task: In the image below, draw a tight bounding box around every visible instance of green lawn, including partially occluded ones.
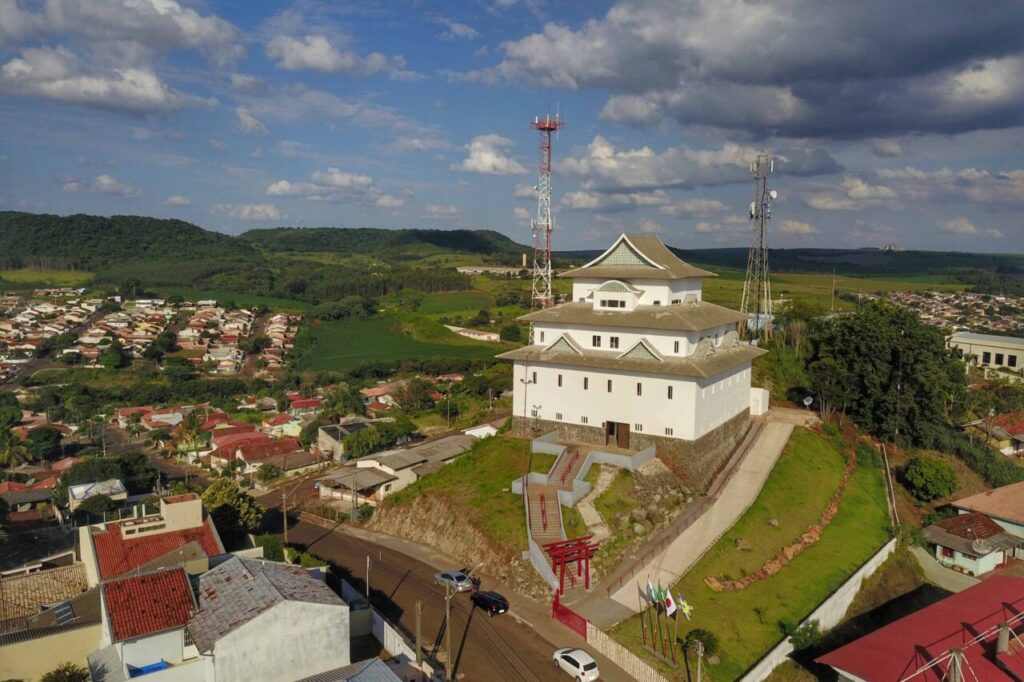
[156,287,311,312]
[294,315,501,372]
[0,268,94,287]
[382,436,554,554]
[418,291,492,314]
[610,428,891,680]
[592,469,640,572]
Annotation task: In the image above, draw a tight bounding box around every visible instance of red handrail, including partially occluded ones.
[560,450,579,486]
[540,493,548,532]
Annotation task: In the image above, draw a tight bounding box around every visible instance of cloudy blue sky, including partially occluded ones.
[0,0,1022,252]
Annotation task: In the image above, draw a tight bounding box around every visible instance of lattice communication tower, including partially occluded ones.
[531,113,562,314]
[740,152,776,341]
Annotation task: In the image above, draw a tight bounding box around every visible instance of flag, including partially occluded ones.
[678,593,693,621]
[664,590,677,617]
[647,578,656,604]
[657,580,667,608]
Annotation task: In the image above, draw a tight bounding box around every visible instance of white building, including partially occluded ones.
[948,331,1024,372]
[499,234,765,484]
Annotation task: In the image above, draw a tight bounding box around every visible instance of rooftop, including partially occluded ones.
[950,331,1024,349]
[187,556,344,652]
[560,234,716,281]
[0,564,88,633]
[319,468,398,491]
[518,300,747,332]
[953,482,1024,525]
[68,478,126,501]
[91,515,223,580]
[816,576,1024,681]
[103,568,195,642]
[923,512,1024,557]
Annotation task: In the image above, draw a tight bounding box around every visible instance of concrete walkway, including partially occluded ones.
[911,546,981,593]
[577,465,615,542]
[606,420,795,614]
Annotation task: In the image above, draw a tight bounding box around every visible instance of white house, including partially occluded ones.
[923,511,1023,576]
[68,478,128,512]
[498,233,765,484]
[953,481,1024,558]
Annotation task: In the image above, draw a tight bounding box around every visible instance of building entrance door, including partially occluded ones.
[605,421,630,448]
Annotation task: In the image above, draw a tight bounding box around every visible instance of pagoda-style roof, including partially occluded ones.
[560,234,716,280]
[520,300,745,332]
[497,339,765,379]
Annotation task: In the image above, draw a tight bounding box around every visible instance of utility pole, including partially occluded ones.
[282,490,288,544]
[366,555,371,601]
[696,640,704,682]
[415,600,422,667]
[445,582,453,681]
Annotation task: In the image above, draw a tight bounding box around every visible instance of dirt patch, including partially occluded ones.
[369,494,551,601]
[882,442,990,527]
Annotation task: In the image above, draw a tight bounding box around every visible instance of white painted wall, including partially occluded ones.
[122,628,187,668]
[354,460,417,497]
[534,322,735,358]
[209,600,350,682]
[933,545,1003,576]
[513,360,751,441]
[571,277,703,305]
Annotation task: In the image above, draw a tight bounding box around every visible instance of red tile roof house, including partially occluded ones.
[116,406,152,430]
[235,437,303,474]
[817,576,1024,681]
[288,398,322,416]
[89,567,202,680]
[922,511,1024,576]
[953,480,1024,543]
[78,493,224,588]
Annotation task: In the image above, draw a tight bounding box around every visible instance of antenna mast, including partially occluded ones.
[531,112,562,320]
[740,151,775,341]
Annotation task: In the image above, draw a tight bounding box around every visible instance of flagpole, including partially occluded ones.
[671,597,679,664]
[639,584,647,646]
[647,575,658,654]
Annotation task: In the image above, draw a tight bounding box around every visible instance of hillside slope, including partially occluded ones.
[239,226,526,259]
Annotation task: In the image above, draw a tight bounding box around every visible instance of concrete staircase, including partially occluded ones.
[527,483,564,546]
[548,448,585,491]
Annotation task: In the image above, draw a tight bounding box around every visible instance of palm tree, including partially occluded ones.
[178,410,204,488]
[0,435,31,476]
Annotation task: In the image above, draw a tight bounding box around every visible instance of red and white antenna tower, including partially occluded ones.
[531,112,562,314]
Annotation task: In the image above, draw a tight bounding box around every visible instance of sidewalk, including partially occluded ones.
[601,420,795,618]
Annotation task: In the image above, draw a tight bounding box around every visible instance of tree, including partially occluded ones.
[74,494,115,523]
[26,427,63,461]
[41,662,90,682]
[499,324,522,342]
[808,303,966,444]
[0,434,31,474]
[0,498,8,528]
[254,533,285,561]
[255,463,283,484]
[398,378,436,412]
[903,456,958,501]
[99,339,126,369]
[201,478,264,548]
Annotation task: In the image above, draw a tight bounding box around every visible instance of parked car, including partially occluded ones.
[434,570,473,592]
[470,590,508,616]
[553,648,600,681]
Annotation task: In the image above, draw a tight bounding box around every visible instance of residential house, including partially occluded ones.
[953,481,1024,552]
[817,576,1024,681]
[68,479,128,513]
[923,511,1024,576]
[359,382,404,408]
[289,397,322,417]
[317,421,372,460]
[263,412,301,438]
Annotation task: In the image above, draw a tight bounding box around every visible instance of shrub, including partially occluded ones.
[782,619,822,651]
[499,324,522,342]
[254,533,285,561]
[683,628,719,656]
[902,456,957,501]
[41,662,90,682]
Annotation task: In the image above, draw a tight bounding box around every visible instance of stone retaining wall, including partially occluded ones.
[586,623,672,682]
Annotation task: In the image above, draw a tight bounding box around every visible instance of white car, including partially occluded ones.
[433,570,473,592]
[553,648,600,681]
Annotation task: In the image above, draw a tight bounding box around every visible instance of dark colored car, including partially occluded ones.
[470,590,509,616]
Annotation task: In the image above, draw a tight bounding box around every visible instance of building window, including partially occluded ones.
[583,377,589,390]
[671,299,680,304]
[653,300,661,306]
[634,423,643,432]
[607,379,613,392]
[673,341,680,353]
[996,353,1005,365]
[1011,355,1018,368]
[592,335,602,348]
[530,408,538,417]
[539,331,545,343]
[941,547,954,559]
[555,412,563,421]
[636,382,643,396]
[983,351,991,364]
[665,427,674,436]
[558,374,563,387]
[184,628,195,648]
[532,371,537,383]
[600,299,626,309]
[581,416,589,425]
[579,297,585,302]
[667,386,673,399]
[610,336,620,349]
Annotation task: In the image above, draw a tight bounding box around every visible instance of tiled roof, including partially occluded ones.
[936,511,1004,540]
[296,658,402,682]
[560,234,716,280]
[103,568,195,642]
[212,431,269,451]
[237,437,301,462]
[91,516,223,579]
[0,481,29,493]
[954,481,1024,525]
[264,412,292,426]
[163,492,200,504]
[290,398,322,409]
[0,564,88,632]
[817,577,1024,681]
[187,556,344,652]
[517,299,747,332]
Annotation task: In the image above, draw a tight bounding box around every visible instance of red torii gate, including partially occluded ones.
[543,536,600,594]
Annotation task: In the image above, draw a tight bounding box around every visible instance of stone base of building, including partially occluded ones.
[512,409,751,491]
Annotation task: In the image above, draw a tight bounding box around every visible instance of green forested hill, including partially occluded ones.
[239,226,524,259]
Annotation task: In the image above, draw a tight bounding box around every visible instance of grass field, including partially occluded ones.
[418,291,492,314]
[293,315,501,372]
[157,287,310,312]
[610,427,891,680]
[383,436,555,553]
[0,268,93,287]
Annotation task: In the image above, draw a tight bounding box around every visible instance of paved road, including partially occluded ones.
[277,517,563,682]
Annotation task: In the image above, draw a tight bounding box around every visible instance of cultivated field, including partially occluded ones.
[418,290,492,314]
[156,287,311,312]
[0,268,93,287]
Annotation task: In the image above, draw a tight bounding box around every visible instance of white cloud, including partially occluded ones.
[163,195,191,206]
[451,134,527,175]
[213,203,281,221]
[868,138,905,157]
[514,207,532,222]
[375,194,405,208]
[425,204,460,219]
[266,34,408,78]
[514,184,537,198]
[778,219,817,235]
[433,17,480,41]
[0,46,184,113]
[63,173,141,199]
[805,175,898,211]
[235,106,267,135]
[940,217,1003,238]
[659,198,728,216]
[561,189,670,212]
[638,218,662,233]
[390,136,454,153]
[209,138,227,150]
[877,166,1024,206]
